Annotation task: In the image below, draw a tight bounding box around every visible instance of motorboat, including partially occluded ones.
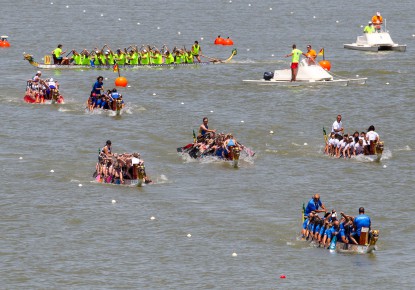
[243,59,367,86]
[344,27,406,52]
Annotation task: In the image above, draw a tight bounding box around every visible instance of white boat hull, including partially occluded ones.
[344,31,406,52]
[243,59,367,86]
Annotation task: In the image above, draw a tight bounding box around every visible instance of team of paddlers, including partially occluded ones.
[94,140,152,185]
[51,42,204,66]
[25,70,64,103]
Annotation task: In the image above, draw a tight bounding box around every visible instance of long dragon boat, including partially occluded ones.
[24,49,237,70]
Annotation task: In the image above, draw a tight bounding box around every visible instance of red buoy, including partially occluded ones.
[319,60,331,71]
[0,36,10,47]
[115,76,128,87]
[223,37,234,46]
[280,275,286,279]
[214,35,224,45]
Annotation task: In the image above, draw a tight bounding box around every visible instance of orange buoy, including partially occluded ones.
[222,37,234,46]
[319,60,331,71]
[214,35,224,45]
[115,76,128,87]
[0,36,10,47]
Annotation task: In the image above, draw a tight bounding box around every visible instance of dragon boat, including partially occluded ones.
[24,82,64,104]
[94,154,151,187]
[243,59,367,86]
[300,208,379,254]
[23,49,237,70]
[177,132,254,168]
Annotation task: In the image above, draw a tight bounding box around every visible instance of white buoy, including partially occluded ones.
[50,169,54,173]
[241,120,244,123]
[66,5,69,8]
[336,20,339,23]
[78,184,82,187]
[313,16,316,19]
[50,2,53,4]
[210,110,214,113]
[248,4,251,6]
[152,93,156,96]
[127,85,131,88]
[187,234,192,238]
[104,77,108,80]
[178,31,181,35]
[83,10,86,13]
[101,13,104,17]
[356,75,359,77]
[232,252,237,257]
[271,54,274,57]
[269,7,272,10]
[229,0,232,3]
[112,199,117,204]
[247,48,250,51]
[150,216,155,220]
[412,34,415,37]
[137,22,140,25]
[386,82,389,85]
[360,25,364,28]
[304,143,308,146]
[201,37,204,40]
[118,18,121,21]
[19,157,23,160]
[290,11,294,14]
[383,165,387,168]
[157,26,160,30]
[270,130,274,134]
[181,102,184,104]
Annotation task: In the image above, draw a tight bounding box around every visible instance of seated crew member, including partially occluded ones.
[351,207,371,243]
[324,220,349,247]
[164,50,174,64]
[304,194,327,217]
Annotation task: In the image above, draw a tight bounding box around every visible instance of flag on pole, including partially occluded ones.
[193,129,197,143]
[318,48,324,56]
[113,64,118,73]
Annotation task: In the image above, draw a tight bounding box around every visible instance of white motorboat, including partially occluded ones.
[344,29,406,52]
[243,59,367,86]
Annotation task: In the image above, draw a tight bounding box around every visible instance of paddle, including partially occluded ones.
[200,53,222,63]
[323,127,328,144]
[329,236,337,252]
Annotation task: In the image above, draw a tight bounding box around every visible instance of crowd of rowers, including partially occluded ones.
[26,70,61,103]
[302,194,373,248]
[182,117,254,159]
[324,115,382,158]
[51,41,204,66]
[94,140,152,184]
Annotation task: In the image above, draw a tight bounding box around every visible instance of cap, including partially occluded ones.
[368,21,372,24]
[50,78,54,82]
[307,45,311,48]
[142,49,147,52]
[376,12,380,16]
[37,71,41,74]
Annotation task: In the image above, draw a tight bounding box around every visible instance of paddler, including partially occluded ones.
[71,50,83,65]
[164,50,174,64]
[285,44,309,82]
[185,50,194,64]
[127,47,139,65]
[151,49,163,65]
[199,117,216,138]
[305,194,327,217]
[191,41,202,63]
[114,48,126,65]
[140,49,150,65]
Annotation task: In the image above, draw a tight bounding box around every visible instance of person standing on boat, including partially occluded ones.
[305,194,327,217]
[199,117,216,138]
[331,114,344,137]
[285,44,308,82]
[305,45,317,65]
[371,12,383,32]
[101,140,113,158]
[351,207,371,242]
[192,41,202,63]
[363,22,375,33]
[366,125,380,154]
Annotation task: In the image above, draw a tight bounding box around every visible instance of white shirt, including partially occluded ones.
[366,131,379,141]
[332,120,343,134]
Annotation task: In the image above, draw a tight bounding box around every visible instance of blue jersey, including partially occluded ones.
[354,214,371,236]
[326,227,345,240]
[92,81,103,95]
[305,198,323,216]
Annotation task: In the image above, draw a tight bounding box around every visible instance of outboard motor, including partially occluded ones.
[263,71,274,81]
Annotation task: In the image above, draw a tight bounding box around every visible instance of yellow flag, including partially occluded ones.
[113,64,118,73]
[318,48,324,56]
